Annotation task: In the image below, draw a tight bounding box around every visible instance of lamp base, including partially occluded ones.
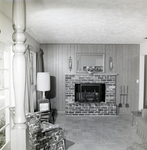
[38,98,50,112]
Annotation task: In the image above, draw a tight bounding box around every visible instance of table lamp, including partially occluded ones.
[37,72,50,111]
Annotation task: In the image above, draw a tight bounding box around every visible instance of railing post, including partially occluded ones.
[11,0,28,149]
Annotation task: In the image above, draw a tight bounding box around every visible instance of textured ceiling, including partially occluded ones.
[1,0,147,44]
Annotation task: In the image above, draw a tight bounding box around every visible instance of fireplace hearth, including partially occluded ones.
[75,83,105,103]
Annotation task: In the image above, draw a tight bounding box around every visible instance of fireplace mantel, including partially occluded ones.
[65,73,118,76]
[65,74,117,115]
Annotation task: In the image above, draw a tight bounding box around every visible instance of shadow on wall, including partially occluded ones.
[45,76,56,107]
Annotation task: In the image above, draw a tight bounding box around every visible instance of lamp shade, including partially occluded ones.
[37,72,50,91]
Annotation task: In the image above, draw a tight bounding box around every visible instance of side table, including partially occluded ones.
[40,109,55,124]
[131,111,141,126]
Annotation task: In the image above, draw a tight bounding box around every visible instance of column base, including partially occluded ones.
[11,123,29,150]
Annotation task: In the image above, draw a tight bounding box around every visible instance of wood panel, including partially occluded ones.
[42,44,139,112]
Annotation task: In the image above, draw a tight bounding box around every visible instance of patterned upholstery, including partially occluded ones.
[26,112,65,150]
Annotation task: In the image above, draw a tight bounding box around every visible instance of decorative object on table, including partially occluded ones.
[109,57,113,71]
[37,72,51,111]
[69,56,72,71]
[119,85,129,107]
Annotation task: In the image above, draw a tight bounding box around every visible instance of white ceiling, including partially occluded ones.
[1,0,147,44]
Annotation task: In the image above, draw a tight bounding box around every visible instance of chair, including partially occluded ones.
[127,109,147,150]
[26,112,66,150]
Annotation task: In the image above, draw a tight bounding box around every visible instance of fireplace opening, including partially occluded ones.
[75,83,105,103]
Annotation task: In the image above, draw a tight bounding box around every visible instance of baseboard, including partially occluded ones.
[57,111,65,114]
[117,106,131,115]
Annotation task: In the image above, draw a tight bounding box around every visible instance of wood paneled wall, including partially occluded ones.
[42,44,140,112]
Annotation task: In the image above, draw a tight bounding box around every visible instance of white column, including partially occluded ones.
[11,0,28,150]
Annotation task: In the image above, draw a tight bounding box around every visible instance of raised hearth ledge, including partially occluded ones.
[66,102,117,116]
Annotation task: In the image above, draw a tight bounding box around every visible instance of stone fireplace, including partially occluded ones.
[65,74,117,115]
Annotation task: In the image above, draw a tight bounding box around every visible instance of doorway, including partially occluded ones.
[144,55,147,108]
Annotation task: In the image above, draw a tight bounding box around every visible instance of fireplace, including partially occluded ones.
[65,74,117,115]
[75,83,105,103]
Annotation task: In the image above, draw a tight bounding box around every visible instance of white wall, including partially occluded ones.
[139,42,147,110]
[0,11,13,44]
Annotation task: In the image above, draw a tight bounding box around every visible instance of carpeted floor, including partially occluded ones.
[55,114,142,150]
